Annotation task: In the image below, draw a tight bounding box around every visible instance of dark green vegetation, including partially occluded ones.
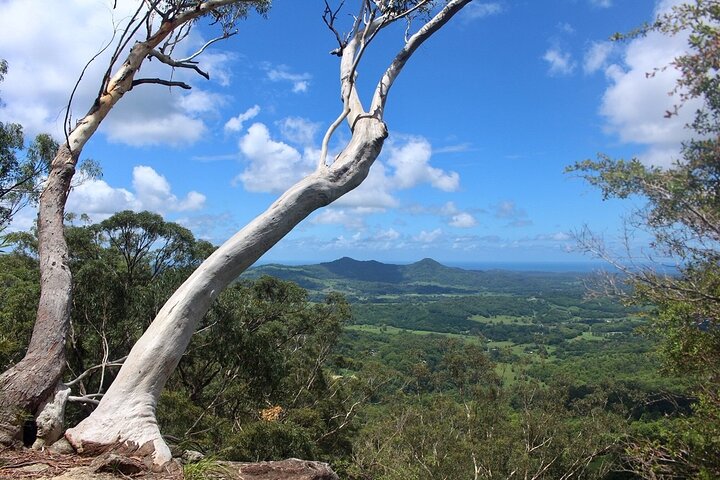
[1,214,684,478]
[246,257,659,387]
[2,2,718,475]
[568,3,720,478]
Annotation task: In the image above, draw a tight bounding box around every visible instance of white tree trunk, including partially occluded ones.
[32,383,71,450]
[0,0,252,445]
[65,118,388,464]
[64,0,472,465]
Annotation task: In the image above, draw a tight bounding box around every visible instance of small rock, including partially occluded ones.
[16,463,50,473]
[90,453,145,476]
[48,437,75,454]
[181,449,205,463]
[230,458,339,480]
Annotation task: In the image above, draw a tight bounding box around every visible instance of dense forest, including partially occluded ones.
[0,217,702,478]
[1,1,720,479]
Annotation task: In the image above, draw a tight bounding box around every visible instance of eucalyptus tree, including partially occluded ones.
[64,0,474,465]
[0,0,269,446]
[0,60,59,240]
[570,1,720,477]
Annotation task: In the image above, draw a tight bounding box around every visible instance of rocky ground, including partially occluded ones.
[0,447,338,479]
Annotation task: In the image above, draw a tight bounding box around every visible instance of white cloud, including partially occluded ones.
[543,47,575,76]
[68,180,136,216]
[336,135,462,212]
[0,0,233,147]
[494,201,532,227]
[375,228,401,241]
[311,209,366,230]
[449,212,477,228]
[132,166,205,212]
[234,122,313,192]
[558,23,575,35]
[463,2,503,20]
[415,228,443,243]
[440,201,459,216]
[599,0,698,167]
[589,0,612,7]
[583,41,613,74]
[233,127,465,228]
[495,201,521,218]
[178,90,224,114]
[105,112,207,147]
[66,165,205,219]
[337,162,399,209]
[387,137,459,191]
[224,105,261,133]
[278,117,321,146]
[266,65,312,93]
[403,201,478,229]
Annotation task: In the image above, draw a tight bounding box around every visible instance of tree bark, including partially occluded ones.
[64,0,473,466]
[0,146,76,444]
[65,117,388,464]
[0,0,251,445]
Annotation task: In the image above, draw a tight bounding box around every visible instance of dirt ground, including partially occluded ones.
[0,447,182,480]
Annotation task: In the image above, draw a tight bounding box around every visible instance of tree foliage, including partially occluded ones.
[0,61,57,236]
[569,1,720,477]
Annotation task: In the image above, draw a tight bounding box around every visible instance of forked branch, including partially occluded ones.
[371,0,473,116]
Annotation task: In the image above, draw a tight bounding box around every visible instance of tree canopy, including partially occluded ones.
[570,2,720,477]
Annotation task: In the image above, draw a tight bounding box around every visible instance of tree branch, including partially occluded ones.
[181,31,237,63]
[65,356,128,387]
[371,0,473,117]
[131,78,192,90]
[149,48,210,80]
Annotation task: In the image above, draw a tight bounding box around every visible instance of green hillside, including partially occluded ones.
[243,257,587,299]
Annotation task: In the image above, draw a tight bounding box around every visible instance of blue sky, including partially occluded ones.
[0,0,695,265]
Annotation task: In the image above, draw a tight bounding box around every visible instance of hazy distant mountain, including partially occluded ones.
[242,257,586,298]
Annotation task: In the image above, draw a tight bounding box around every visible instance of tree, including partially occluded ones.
[569,1,720,477]
[0,0,269,446]
[60,0,474,465]
[0,60,59,241]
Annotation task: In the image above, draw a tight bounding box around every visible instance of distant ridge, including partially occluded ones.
[320,257,403,283]
[242,257,586,298]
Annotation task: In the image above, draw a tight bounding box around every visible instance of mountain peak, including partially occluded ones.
[412,258,443,268]
[320,257,402,282]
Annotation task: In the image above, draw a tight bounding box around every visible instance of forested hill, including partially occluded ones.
[242,257,589,298]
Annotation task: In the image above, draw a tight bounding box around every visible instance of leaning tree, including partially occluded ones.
[62,0,474,465]
[0,0,270,446]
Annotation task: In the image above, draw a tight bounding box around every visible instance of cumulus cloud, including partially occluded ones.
[105,112,207,147]
[415,228,444,243]
[232,125,465,230]
[311,209,366,230]
[598,0,698,167]
[233,122,314,192]
[387,137,459,191]
[224,105,261,133]
[68,180,136,216]
[277,117,321,146]
[463,2,503,20]
[265,65,312,93]
[543,47,575,76]
[337,162,400,210]
[583,41,614,74]
[132,166,205,211]
[234,126,461,216]
[66,165,205,219]
[494,201,532,227]
[406,201,478,229]
[449,212,478,228]
[0,0,232,146]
